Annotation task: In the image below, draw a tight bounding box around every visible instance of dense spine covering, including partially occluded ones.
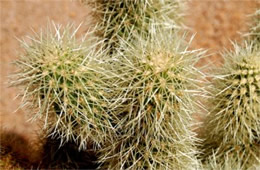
[201,42,260,169]
[8,1,260,169]
[10,23,116,149]
[97,27,206,170]
[86,0,184,53]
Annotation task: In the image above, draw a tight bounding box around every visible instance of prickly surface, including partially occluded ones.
[201,42,260,169]
[248,9,260,45]
[201,146,260,170]
[98,27,206,170]
[10,23,115,149]
[86,0,184,53]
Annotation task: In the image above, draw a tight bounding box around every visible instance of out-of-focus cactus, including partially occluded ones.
[97,26,207,170]
[85,0,184,53]
[0,131,36,169]
[200,42,260,169]
[248,9,260,45]
[202,151,260,170]
[10,23,116,149]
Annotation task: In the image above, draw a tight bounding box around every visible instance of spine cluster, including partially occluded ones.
[10,23,116,149]
[201,43,260,169]
[98,28,205,169]
[200,9,260,169]
[9,1,260,170]
[86,0,184,53]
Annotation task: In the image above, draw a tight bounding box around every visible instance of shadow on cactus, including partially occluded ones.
[10,22,116,149]
[0,130,40,169]
[39,135,99,169]
[0,130,99,169]
[85,0,184,54]
[200,42,260,169]
[98,26,207,170]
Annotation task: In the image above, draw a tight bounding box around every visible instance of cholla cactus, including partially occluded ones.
[248,9,260,44]
[202,150,260,170]
[10,23,116,149]
[86,0,184,53]
[201,42,260,169]
[98,26,206,169]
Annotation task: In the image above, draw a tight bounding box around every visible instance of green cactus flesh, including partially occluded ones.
[10,23,116,149]
[87,0,184,53]
[97,28,206,170]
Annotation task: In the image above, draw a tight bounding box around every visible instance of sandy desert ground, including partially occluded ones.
[0,0,259,168]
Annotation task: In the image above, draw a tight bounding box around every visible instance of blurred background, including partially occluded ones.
[0,0,259,168]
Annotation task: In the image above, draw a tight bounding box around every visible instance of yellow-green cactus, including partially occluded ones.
[86,0,184,54]
[10,23,116,149]
[97,26,206,170]
[201,42,260,169]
